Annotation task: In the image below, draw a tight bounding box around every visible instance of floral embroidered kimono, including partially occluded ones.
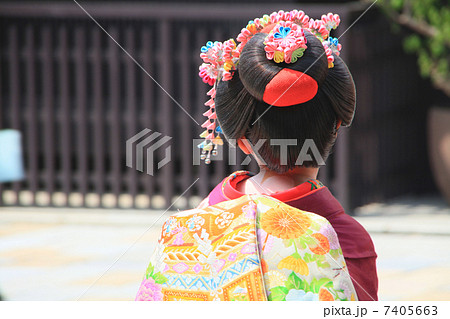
[205,171,378,301]
[136,194,358,301]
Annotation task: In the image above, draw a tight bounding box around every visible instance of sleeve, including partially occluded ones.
[255,198,358,301]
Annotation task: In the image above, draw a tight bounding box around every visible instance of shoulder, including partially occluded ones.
[330,212,377,259]
[205,170,253,206]
[289,187,377,259]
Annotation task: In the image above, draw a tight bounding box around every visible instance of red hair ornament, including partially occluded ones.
[263,68,318,106]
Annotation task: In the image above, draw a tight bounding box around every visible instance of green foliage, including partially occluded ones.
[295,236,308,249]
[309,278,333,294]
[329,248,342,259]
[285,271,307,291]
[282,238,294,248]
[315,255,331,269]
[303,252,315,263]
[391,0,404,10]
[152,272,168,284]
[376,0,450,97]
[144,262,167,284]
[268,286,289,301]
[404,34,421,52]
[145,263,155,279]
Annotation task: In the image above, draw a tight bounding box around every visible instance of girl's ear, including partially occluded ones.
[335,119,342,136]
[237,137,252,155]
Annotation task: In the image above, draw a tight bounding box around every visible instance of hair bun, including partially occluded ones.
[238,33,280,101]
[238,31,328,105]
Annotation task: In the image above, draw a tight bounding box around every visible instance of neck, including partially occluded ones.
[238,166,320,194]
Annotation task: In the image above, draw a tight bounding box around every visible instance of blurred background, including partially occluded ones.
[0,0,449,301]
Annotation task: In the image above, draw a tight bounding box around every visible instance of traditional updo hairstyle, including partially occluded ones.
[214,29,356,173]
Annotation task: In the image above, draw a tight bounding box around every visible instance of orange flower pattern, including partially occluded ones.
[260,206,311,239]
[309,233,330,255]
[319,287,335,301]
[277,255,309,275]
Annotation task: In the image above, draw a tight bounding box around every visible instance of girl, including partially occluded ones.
[137,9,377,301]
[197,10,378,301]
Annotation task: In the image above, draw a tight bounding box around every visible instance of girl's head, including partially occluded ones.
[199,11,356,172]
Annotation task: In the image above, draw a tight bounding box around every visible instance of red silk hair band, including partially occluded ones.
[262,68,318,107]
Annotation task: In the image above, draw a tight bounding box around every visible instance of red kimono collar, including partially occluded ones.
[220,170,325,203]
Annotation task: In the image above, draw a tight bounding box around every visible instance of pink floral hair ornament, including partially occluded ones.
[263,21,307,64]
[198,10,342,163]
[198,39,239,163]
[322,36,342,68]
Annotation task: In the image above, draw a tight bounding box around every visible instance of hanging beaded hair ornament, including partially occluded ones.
[198,10,342,163]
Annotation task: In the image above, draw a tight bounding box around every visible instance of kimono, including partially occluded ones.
[136,171,377,301]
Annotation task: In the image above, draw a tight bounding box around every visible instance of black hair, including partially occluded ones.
[215,30,356,173]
